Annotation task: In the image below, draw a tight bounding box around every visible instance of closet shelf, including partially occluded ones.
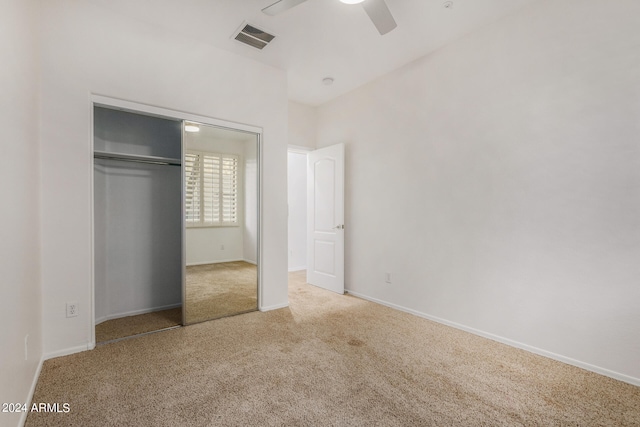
[94,150,181,166]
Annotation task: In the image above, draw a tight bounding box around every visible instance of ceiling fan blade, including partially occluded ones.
[362,0,397,35]
[262,0,310,16]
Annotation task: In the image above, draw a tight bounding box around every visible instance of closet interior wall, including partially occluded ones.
[93,106,182,324]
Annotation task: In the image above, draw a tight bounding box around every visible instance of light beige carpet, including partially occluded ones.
[185,261,258,324]
[95,261,257,342]
[95,308,182,344]
[27,271,639,426]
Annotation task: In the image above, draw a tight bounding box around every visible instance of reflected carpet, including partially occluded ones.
[185,261,257,324]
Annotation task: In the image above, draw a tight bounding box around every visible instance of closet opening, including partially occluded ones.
[91,96,263,345]
[93,106,183,344]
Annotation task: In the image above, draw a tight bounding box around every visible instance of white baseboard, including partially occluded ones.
[259,302,289,312]
[187,259,256,266]
[288,266,306,272]
[187,258,249,266]
[19,355,45,427]
[346,289,640,388]
[43,343,94,361]
[95,303,182,325]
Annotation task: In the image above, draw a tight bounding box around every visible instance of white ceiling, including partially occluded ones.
[87,0,540,106]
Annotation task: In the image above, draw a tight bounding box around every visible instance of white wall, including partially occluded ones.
[39,0,289,357]
[0,0,43,424]
[288,101,317,149]
[287,152,308,271]
[317,0,640,384]
[186,227,245,265]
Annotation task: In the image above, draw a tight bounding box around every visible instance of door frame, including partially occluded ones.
[89,94,263,347]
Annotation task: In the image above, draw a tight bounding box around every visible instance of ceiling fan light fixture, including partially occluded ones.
[339,0,365,4]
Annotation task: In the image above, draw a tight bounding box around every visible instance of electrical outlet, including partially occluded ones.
[385,272,392,284]
[220,244,225,250]
[66,302,78,318]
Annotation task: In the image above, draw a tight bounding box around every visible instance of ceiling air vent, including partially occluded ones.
[233,23,275,50]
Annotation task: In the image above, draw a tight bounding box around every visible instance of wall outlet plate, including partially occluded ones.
[66,302,78,318]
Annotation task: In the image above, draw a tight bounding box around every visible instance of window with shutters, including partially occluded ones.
[185,151,239,227]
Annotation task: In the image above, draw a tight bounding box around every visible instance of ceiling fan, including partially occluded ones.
[262,0,397,35]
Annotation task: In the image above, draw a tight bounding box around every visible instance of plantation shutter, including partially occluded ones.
[221,157,238,223]
[203,155,220,223]
[185,151,239,226]
[184,153,200,224]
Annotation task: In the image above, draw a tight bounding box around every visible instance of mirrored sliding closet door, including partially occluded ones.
[182,122,259,325]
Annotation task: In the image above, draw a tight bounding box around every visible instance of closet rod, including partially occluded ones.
[94,150,181,166]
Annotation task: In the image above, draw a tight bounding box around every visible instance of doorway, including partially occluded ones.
[287,144,345,294]
[287,147,310,273]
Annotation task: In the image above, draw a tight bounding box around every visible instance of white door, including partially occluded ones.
[307,143,344,294]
